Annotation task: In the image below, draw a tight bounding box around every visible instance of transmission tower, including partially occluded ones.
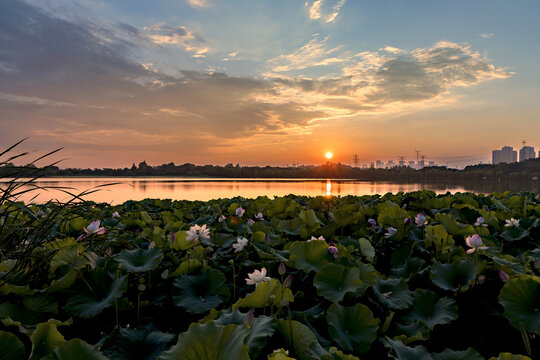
[352,154,359,167]
[522,139,527,147]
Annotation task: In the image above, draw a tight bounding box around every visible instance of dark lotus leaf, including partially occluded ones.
[277,319,327,360]
[65,269,128,318]
[397,289,458,338]
[502,227,529,242]
[383,337,432,360]
[101,328,176,360]
[289,240,331,273]
[487,353,531,360]
[54,338,109,360]
[314,263,363,302]
[173,269,230,314]
[390,257,426,280]
[499,275,540,334]
[115,248,163,273]
[29,322,66,360]
[373,277,414,310]
[326,302,379,354]
[430,258,478,292]
[0,330,26,360]
[433,347,484,360]
[159,322,249,360]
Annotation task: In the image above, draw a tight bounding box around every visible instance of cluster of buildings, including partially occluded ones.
[361,159,437,169]
[492,145,537,164]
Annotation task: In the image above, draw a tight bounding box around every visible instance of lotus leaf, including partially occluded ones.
[498,275,540,334]
[115,247,163,273]
[29,322,66,360]
[488,354,531,360]
[277,319,327,360]
[431,258,478,292]
[358,238,375,262]
[502,227,529,242]
[372,277,414,310]
[234,279,293,309]
[314,263,363,302]
[289,240,331,273]
[326,302,379,354]
[64,270,128,318]
[0,330,26,360]
[159,322,249,360]
[173,269,230,314]
[101,328,175,360]
[54,338,109,360]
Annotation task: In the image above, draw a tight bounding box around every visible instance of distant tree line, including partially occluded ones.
[1,158,539,182]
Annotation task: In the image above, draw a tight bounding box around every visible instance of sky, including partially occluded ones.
[1,0,539,169]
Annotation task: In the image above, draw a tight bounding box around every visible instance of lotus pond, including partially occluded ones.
[1,191,539,359]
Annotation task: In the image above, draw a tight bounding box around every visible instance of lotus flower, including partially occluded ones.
[235,207,245,217]
[148,241,155,249]
[218,215,227,222]
[278,262,286,276]
[415,214,427,227]
[105,247,112,256]
[368,218,377,227]
[504,218,520,227]
[284,274,292,288]
[185,224,210,243]
[247,219,255,226]
[245,308,255,327]
[84,220,105,235]
[308,236,325,242]
[328,246,339,258]
[36,209,45,217]
[404,217,411,225]
[498,270,509,282]
[465,234,489,254]
[255,212,264,220]
[112,211,120,218]
[245,268,271,286]
[474,216,488,227]
[170,232,176,243]
[232,237,248,252]
[384,227,398,238]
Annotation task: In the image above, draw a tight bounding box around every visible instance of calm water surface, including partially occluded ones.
[4,177,537,204]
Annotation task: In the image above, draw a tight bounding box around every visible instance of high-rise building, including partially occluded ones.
[493,146,517,164]
[375,160,383,168]
[519,146,535,162]
[408,161,416,169]
[428,161,435,166]
[387,160,395,168]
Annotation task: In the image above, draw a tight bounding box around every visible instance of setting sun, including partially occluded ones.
[325,152,333,159]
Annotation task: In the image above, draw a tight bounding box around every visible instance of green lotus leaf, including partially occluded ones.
[326,302,379,354]
[0,330,26,360]
[353,262,378,297]
[358,238,375,262]
[377,203,408,240]
[313,263,363,302]
[64,269,128,318]
[0,283,36,296]
[289,240,331,273]
[499,275,540,334]
[101,328,175,360]
[213,309,276,359]
[115,248,163,273]
[431,258,478,292]
[299,209,323,228]
[159,322,249,360]
[234,279,293,309]
[170,230,194,251]
[390,257,425,280]
[383,337,432,360]
[490,255,525,274]
[29,322,66,360]
[373,277,414,310]
[277,319,327,360]
[321,347,361,360]
[46,268,79,293]
[433,348,484,360]
[268,348,296,360]
[22,294,58,314]
[424,225,454,254]
[173,269,230,314]
[434,213,475,237]
[397,289,458,338]
[488,354,531,360]
[502,227,529,242]
[54,338,109,360]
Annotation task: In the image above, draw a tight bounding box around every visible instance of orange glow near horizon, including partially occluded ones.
[325,152,333,160]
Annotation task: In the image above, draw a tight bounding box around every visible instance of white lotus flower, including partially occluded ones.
[245,268,271,286]
[465,234,489,254]
[308,236,325,242]
[185,224,210,243]
[84,220,105,235]
[474,216,488,227]
[233,237,248,252]
[504,218,520,228]
[255,212,264,220]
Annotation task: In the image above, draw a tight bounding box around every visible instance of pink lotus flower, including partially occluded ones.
[218,215,227,222]
[255,212,264,220]
[498,270,509,282]
[368,218,377,227]
[308,236,325,242]
[235,207,245,217]
[465,234,489,254]
[415,214,427,227]
[328,246,339,258]
[148,241,155,249]
[84,220,105,235]
[247,219,255,226]
[384,227,398,238]
[186,224,210,243]
[112,211,120,218]
[474,216,488,227]
[404,217,411,225]
[245,268,271,286]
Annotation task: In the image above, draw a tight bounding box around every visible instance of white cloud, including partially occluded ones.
[306,0,346,23]
[186,0,211,8]
[144,24,209,56]
[480,33,494,38]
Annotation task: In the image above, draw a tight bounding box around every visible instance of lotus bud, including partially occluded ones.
[138,284,146,291]
[328,246,339,258]
[278,262,286,276]
[498,270,509,282]
[284,274,292,288]
[404,217,411,225]
[170,232,176,243]
[245,308,255,327]
[534,258,540,269]
[264,233,271,245]
[105,247,112,256]
[148,241,155,249]
[368,218,376,227]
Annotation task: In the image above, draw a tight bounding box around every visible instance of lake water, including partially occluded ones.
[3,177,538,204]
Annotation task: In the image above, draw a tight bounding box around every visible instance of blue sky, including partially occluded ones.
[1,0,539,168]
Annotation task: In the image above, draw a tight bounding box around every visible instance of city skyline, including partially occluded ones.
[1,1,539,168]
